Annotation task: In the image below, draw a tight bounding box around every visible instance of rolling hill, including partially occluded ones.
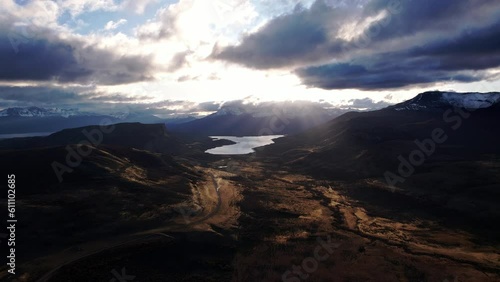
[0,122,188,154]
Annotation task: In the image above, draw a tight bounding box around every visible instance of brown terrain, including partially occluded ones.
[1,152,497,281]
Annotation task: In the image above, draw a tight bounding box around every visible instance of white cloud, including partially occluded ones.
[104,19,127,30]
[2,0,60,28]
[135,0,258,44]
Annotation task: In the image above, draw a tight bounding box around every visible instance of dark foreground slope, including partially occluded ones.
[0,121,248,282]
[0,145,201,266]
[0,123,188,154]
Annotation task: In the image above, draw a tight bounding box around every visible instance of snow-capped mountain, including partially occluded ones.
[391,91,500,111]
[0,107,87,118]
[442,92,500,108]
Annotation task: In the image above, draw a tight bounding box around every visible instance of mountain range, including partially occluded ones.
[167,102,346,136]
[0,102,348,136]
[0,106,196,134]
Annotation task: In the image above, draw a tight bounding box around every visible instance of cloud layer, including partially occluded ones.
[0,85,391,117]
[1,0,498,114]
[214,0,500,90]
[0,31,154,85]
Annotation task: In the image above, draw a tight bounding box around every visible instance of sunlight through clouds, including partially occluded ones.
[1,0,499,113]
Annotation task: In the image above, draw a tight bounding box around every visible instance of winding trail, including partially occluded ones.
[185,173,222,226]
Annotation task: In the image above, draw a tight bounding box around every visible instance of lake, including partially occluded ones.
[206,135,284,155]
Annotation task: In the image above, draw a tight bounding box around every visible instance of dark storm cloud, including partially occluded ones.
[0,11,155,86]
[0,86,83,103]
[296,19,500,90]
[408,20,500,71]
[362,0,498,41]
[0,86,152,105]
[0,35,154,85]
[214,0,500,90]
[212,1,346,69]
[0,39,86,81]
[212,0,398,69]
[296,61,481,90]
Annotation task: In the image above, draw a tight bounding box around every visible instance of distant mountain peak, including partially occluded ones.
[214,106,248,116]
[391,91,500,111]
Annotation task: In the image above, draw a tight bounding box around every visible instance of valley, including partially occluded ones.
[11,156,498,281]
[0,92,499,281]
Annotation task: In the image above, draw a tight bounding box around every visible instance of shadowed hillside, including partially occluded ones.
[0,144,202,263]
[0,123,188,154]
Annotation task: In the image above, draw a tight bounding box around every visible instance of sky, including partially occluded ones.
[0,0,499,116]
